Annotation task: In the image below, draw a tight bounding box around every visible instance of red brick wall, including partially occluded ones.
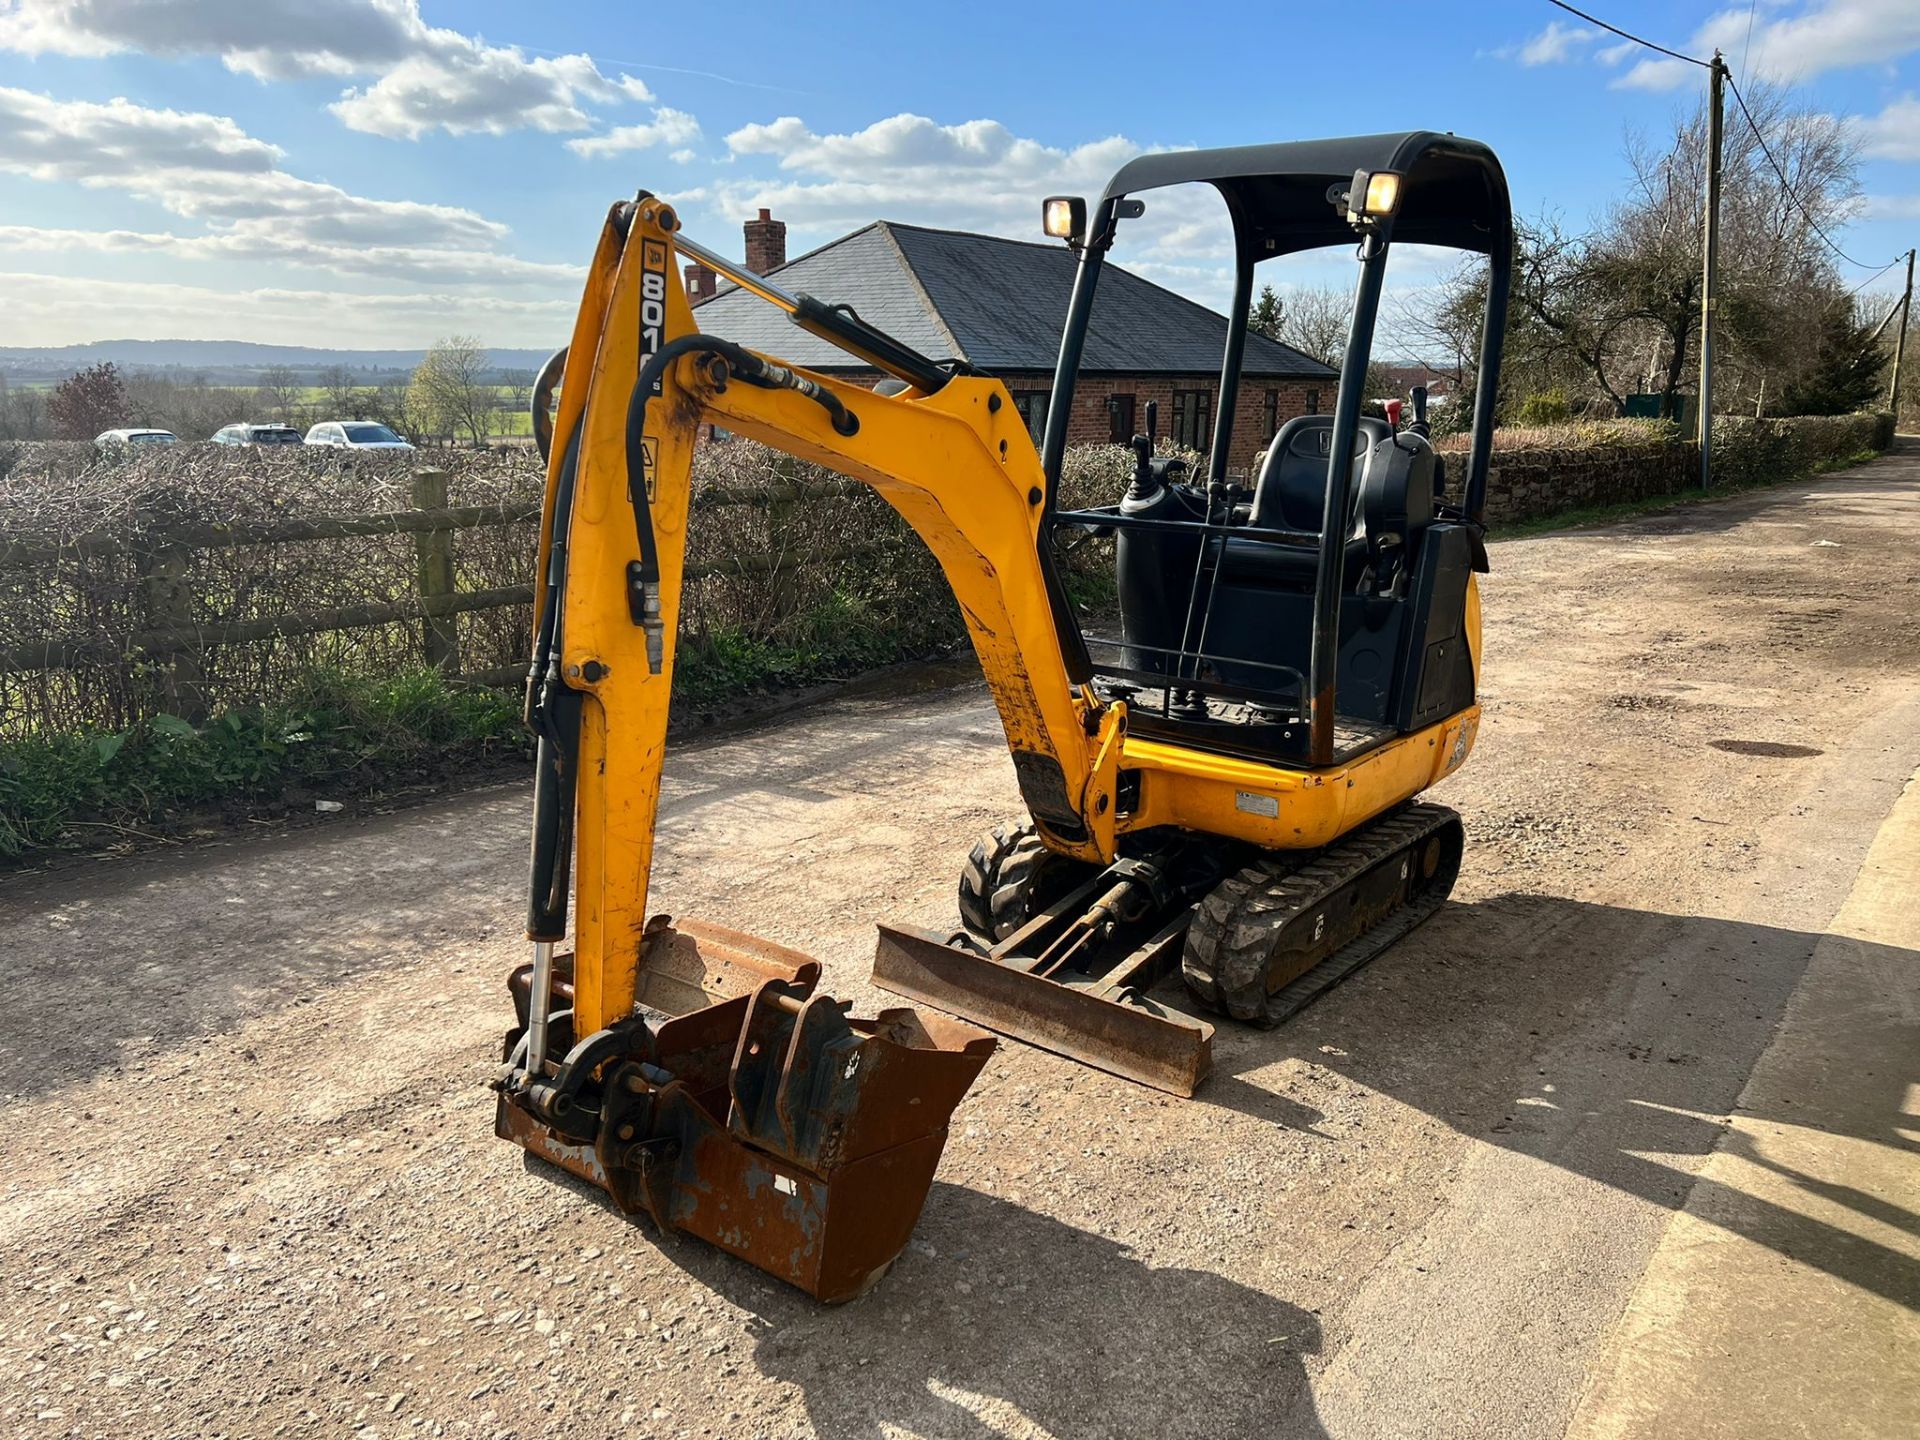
[1028,373,1330,477]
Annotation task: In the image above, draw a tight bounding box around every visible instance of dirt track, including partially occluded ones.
[4,448,1918,1440]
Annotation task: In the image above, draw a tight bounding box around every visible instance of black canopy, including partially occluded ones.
[1100,131,1510,259]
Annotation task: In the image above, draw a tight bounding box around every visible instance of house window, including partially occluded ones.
[1107,393,1136,444]
[1171,389,1211,452]
[1304,389,1320,416]
[1010,390,1049,441]
[1262,390,1279,440]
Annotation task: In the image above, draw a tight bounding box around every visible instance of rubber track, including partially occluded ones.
[1183,803,1461,1026]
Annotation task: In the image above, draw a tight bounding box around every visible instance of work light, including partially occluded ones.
[1042,196,1086,244]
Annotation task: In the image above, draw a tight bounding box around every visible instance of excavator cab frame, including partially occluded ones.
[1034,132,1513,769]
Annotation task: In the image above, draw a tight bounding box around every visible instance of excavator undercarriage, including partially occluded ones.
[494,130,1512,1298]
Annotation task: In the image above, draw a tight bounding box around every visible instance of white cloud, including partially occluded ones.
[567,107,702,159]
[1603,0,1920,90]
[0,0,662,139]
[1860,194,1920,219]
[0,86,509,250]
[0,224,579,288]
[1610,55,1698,91]
[1498,21,1597,66]
[0,269,576,348]
[1855,95,1920,161]
[0,86,573,293]
[717,112,1146,233]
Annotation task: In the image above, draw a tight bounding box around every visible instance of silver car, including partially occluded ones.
[95,428,179,446]
[305,421,414,451]
[212,423,304,445]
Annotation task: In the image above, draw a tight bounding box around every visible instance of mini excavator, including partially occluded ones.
[495,132,1511,1300]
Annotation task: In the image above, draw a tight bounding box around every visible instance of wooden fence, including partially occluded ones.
[0,466,907,725]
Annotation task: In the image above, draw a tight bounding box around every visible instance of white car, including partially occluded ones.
[305,421,414,451]
[212,422,303,446]
[95,428,179,446]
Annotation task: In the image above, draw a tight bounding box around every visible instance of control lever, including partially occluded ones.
[1409,384,1431,439]
[1128,432,1155,499]
[1127,399,1164,500]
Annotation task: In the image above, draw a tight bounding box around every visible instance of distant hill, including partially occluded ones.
[0,339,553,386]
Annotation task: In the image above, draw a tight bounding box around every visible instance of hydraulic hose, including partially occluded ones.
[622,333,859,673]
[530,345,566,465]
[525,415,586,945]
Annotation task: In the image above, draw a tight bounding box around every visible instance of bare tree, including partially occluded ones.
[1277,285,1351,368]
[408,335,493,445]
[364,375,420,440]
[1395,80,1863,423]
[0,376,50,440]
[254,365,304,424]
[498,367,535,439]
[317,363,375,419]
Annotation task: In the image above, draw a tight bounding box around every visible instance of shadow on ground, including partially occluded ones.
[1201,892,1920,1313]
[531,1163,1330,1440]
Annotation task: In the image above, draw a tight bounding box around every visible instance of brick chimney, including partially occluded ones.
[684,260,717,304]
[743,207,786,274]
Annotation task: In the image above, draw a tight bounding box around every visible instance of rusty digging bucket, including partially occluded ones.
[495,918,995,1303]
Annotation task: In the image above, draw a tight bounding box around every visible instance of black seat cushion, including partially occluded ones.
[1248,415,1392,533]
[1224,415,1391,590]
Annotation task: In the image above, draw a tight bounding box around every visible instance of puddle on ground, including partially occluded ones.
[1709,739,1825,758]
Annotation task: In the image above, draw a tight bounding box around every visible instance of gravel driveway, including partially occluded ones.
[4,447,1917,1439]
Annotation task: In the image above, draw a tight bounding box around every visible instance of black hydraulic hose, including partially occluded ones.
[623,333,858,670]
[525,415,585,943]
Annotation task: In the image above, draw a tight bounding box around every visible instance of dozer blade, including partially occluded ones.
[873,923,1214,1097]
[496,917,995,1303]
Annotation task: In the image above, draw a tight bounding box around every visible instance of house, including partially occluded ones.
[687,210,1338,474]
[1380,362,1458,408]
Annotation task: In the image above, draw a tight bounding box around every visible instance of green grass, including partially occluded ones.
[1494,447,1883,539]
[673,589,964,710]
[0,668,524,860]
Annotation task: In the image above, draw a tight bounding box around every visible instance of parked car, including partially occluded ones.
[305,421,414,452]
[95,428,179,446]
[212,423,304,445]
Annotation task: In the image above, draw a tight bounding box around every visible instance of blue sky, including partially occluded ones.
[1,0,1915,350]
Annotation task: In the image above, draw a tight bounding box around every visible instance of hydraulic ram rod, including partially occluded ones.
[673,231,957,393]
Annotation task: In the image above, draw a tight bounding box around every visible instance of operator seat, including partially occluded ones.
[1219,415,1391,590]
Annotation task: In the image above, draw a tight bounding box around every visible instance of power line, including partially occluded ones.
[1845,257,1903,297]
[1724,73,1895,273]
[1543,0,1710,69]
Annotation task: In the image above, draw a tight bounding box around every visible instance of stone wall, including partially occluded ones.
[1445,411,1894,526]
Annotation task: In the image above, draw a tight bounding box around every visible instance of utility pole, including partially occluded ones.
[1890,247,1915,424]
[1698,51,1726,489]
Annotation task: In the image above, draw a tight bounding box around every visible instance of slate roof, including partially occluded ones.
[692,221,1337,380]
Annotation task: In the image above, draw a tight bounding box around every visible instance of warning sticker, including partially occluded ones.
[639,435,659,501]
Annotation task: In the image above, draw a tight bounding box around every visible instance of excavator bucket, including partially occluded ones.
[496,918,995,1303]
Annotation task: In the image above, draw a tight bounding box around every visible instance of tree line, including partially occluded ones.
[0,335,536,445]
[1248,81,1906,430]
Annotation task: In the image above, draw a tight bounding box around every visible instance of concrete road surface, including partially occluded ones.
[4,445,1918,1439]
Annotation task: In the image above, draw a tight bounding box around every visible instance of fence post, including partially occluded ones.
[412,468,459,672]
[137,536,208,723]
